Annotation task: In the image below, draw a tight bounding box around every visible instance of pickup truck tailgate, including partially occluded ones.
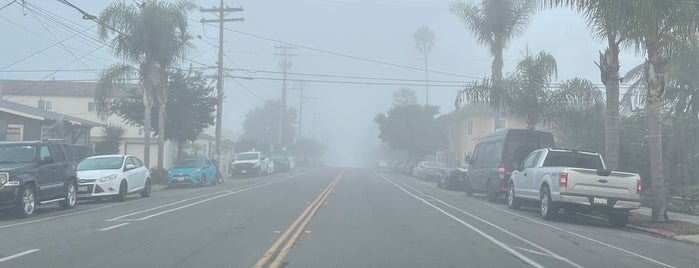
[565,168,639,200]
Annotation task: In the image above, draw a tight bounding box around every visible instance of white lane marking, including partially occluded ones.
[390,172,676,268]
[107,173,303,222]
[390,177,584,268]
[481,202,676,268]
[376,173,545,268]
[517,247,555,258]
[99,222,130,231]
[0,249,40,263]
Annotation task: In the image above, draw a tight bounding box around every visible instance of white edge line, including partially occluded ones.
[375,172,545,268]
[517,247,556,258]
[99,222,130,231]
[0,249,40,263]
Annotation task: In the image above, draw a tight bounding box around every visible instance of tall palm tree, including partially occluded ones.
[458,51,603,129]
[450,0,536,85]
[414,26,435,105]
[95,0,193,168]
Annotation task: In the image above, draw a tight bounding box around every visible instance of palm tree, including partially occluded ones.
[450,0,537,85]
[414,26,435,105]
[458,51,603,129]
[95,0,193,168]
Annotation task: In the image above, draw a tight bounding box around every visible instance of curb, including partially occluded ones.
[625,224,678,238]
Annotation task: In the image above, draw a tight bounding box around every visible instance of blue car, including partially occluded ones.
[167,158,219,187]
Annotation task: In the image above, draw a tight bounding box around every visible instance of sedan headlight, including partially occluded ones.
[99,174,118,182]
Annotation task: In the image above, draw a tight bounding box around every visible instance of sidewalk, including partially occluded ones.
[630,207,699,244]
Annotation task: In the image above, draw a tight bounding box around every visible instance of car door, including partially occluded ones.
[518,151,542,199]
[36,145,60,199]
[125,157,145,191]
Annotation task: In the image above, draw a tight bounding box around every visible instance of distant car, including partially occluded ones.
[230,151,271,177]
[438,167,468,190]
[414,161,447,180]
[76,155,151,201]
[377,160,389,168]
[167,158,219,187]
[270,154,293,172]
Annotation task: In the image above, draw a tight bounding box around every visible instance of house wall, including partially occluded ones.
[0,112,42,141]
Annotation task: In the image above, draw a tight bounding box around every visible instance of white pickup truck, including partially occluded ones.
[507,148,641,227]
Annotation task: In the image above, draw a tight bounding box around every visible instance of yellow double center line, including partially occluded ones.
[253,171,343,268]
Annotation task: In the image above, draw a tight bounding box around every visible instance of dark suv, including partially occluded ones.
[0,140,79,217]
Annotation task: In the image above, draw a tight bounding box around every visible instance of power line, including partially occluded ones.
[230,77,265,103]
[225,75,465,87]
[226,68,475,84]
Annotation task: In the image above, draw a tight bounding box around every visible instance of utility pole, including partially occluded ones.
[274,44,296,151]
[199,2,243,163]
[292,83,314,142]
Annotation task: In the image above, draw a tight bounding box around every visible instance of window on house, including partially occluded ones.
[38,100,53,111]
[493,118,507,131]
[5,124,23,141]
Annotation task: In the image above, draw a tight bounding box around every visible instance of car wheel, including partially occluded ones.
[540,185,558,220]
[486,180,497,202]
[59,180,77,209]
[114,181,127,202]
[507,181,520,210]
[608,211,629,227]
[140,178,151,198]
[15,184,36,218]
[199,175,206,187]
[464,177,473,197]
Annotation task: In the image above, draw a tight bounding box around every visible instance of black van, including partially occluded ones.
[465,129,555,202]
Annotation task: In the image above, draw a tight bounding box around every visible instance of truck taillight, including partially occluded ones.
[498,163,505,180]
[558,173,568,188]
[637,179,642,194]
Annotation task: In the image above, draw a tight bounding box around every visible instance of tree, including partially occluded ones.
[457,52,603,129]
[95,0,194,168]
[110,70,216,159]
[450,0,537,84]
[552,79,606,153]
[393,88,418,107]
[241,100,298,153]
[414,26,435,105]
[374,101,446,158]
[94,124,124,155]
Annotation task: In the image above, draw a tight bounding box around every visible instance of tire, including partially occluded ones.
[114,181,127,202]
[464,177,473,197]
[14,184,36,218]
[59,180,77,209]
[486,180,497,202]
[507,181,521,210]
[140,178,151,198]
[199,175,206,187]
[540,185,558,220]
[608,212,629,227]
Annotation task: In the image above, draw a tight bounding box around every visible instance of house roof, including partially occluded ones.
[0,79,137,98]
[0,99,102,127]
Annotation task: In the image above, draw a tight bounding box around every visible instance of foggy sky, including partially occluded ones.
[0,0,644,167]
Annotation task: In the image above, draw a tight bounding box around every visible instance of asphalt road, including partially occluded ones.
[0,168,697,268]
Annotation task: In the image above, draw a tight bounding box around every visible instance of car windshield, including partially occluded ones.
[236,153,260,161]
[77,157,123,171]
[173,159,201,168]
[0,144,36,163]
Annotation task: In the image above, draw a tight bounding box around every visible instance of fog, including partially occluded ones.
[0,0,646,167]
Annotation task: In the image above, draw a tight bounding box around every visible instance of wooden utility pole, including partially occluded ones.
[274,44,296,150]
[199,2,243,163]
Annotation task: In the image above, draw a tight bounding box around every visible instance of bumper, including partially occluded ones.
[230,166,259,175]
[167,175,198,185]
[556,193,641,210]
[0,186,19,209]
[77,181,119,198]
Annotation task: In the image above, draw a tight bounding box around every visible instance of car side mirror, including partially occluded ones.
[40,157,54,165]
[124,164,136,171]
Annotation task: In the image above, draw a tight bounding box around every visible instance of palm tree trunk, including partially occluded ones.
[157,79,167,170]
[143,85,153,168]
[492,38,504,130]
[645,29,668,222]
[600,43,621,170]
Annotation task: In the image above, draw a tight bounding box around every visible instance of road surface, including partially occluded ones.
[0,168,696,268]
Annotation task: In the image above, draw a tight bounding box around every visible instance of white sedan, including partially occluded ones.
[76,155,151,201]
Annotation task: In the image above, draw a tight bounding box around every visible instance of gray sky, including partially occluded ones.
[0,0,644,166]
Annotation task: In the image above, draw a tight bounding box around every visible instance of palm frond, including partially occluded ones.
[504,0,537,45]
[95,64,139,119]
[450,1,494,49]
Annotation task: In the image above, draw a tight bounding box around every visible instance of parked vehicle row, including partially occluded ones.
[391,128,642,228]
[229,151,295,178]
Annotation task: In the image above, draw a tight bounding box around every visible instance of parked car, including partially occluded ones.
[0,140,78,218]
[508,148,641,227]
[377,160,389,169]
[415,161,448,180]
[466,129,555,202]
[76,155,151,201]
[403,160,420,176]
[270,154,293,172]
[229,151,272,177]
[167,158,219,187]
[438,167,468,190]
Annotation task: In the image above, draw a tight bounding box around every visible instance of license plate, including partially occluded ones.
[241,170,247,174]
[177,177,185,181]
[78,186,88,192]
[593,197,608,205]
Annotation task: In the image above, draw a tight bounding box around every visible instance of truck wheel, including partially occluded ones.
[540,185,558,220]
[464,178,473,197]
[59,180,77,209]
[15,184,36,218]
[507,181,521,210]
[486,180,497,202]
[608,212,629,227]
